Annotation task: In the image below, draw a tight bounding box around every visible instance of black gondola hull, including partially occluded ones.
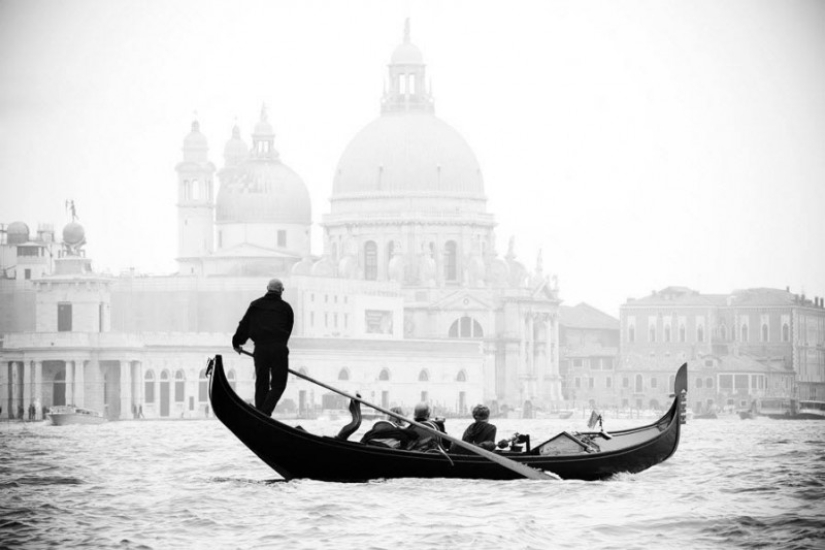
[209,356,684,482]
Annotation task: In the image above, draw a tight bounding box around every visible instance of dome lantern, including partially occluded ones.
[182,118,209,162]
[382,19,433,115]
[224,123,248,166]
[251,104,278,160]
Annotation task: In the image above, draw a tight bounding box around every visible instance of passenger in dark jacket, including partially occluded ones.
[460,404,497,451]
[232,278,294,416]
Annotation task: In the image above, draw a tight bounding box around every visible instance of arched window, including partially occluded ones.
[635,374,643,393]
[379,368,390,381]
[706,377,714,389]
[448,316,484,338]
[364,241,377,280]
[679,325,686,343]
[741,324,748,342]
[761,324,769,342]
[418,369,429,382]
[456,370,467,382]
[198,369,208,402]
[697,325,704,343]
[651,377,658,389]
[175,370,185,402]
[623,377,630,388]
[338,368,349,381]
[649,326,656,343]
[227,369,237,391]
[628,326,635,343]
[144,371,155,404]
[696,378,703,389]
[782,323,790,342]
[444,240,458,282]
[664,325,671,343]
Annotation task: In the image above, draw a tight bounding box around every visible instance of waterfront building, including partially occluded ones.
[619,286,824,413]
[558,303,619,409]
[0,22,562,421]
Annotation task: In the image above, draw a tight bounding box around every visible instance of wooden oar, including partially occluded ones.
[237,348,556,481]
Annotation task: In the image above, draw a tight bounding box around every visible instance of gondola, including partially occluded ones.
[208,355,687,482]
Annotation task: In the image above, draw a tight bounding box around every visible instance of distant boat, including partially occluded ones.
[48,405,106,426]
[765,400,825,421]
[694,411,718,420]
[737,410,756,420]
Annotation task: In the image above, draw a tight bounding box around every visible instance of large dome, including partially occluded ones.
[332,112,484,197]
[216,161,311,224]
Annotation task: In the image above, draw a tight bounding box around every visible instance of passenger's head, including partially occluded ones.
[267,278,284,295]
[413,402,431,420]
[472,404,491,422]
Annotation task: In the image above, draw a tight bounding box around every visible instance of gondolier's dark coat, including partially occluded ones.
[233,292,294,415]
[232,293,294,350]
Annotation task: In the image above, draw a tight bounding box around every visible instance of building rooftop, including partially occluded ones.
[560,303,618,331]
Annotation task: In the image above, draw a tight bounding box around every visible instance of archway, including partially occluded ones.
[53,369,66,407]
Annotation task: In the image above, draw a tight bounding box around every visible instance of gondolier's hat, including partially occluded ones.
[267,278,284,294]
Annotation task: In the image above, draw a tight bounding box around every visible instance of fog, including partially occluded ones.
[1,0,823,315]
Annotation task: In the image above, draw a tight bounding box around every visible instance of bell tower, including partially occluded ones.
[176,118,216,275]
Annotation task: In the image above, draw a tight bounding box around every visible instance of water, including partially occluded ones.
[1,415,823,550]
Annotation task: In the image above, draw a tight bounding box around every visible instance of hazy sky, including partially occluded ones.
[1,0,823,315]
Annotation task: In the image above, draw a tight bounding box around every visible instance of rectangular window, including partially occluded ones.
[24,269,31,280]
[606,377,612,388]
[719,374,733,390]
[277,230,286,247]
[588,377,594,389]
[58,303,72,332]
[734,374,749,390]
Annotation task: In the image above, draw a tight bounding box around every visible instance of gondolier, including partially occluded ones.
[233,278,294,416]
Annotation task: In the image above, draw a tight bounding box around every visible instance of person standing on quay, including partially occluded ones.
[232,278,294,416]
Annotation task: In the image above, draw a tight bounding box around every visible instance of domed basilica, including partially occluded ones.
[0,22,562,421]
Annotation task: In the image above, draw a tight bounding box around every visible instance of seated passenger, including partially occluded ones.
[360,406,412,449]
[459,404,497,452]
[404,402,449,452]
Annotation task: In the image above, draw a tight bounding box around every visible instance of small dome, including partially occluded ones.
[62,222,85,246]
[216,161,311,225]
[391,42,423,65]
[7,221,30,244]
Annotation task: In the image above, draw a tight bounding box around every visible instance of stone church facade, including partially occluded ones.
[1,22,562,421]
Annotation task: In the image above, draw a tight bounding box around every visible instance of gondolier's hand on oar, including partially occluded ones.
[234,346,242,355]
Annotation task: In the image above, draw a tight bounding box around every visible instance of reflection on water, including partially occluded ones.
[1,416,823,550]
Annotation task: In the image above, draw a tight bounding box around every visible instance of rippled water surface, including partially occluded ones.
[1,415,823,550]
